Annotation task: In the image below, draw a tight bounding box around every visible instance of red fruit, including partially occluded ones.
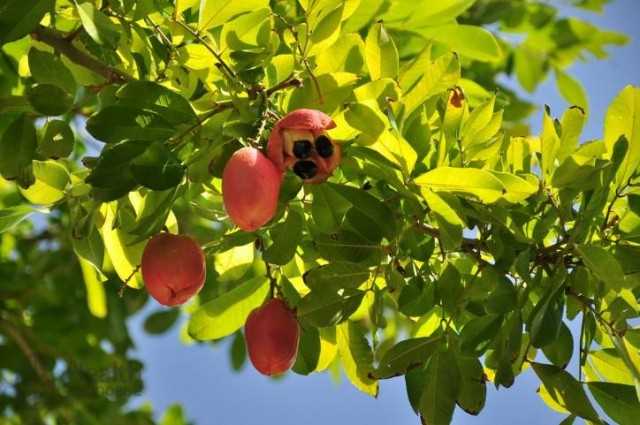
[267,109,341,184]
[245,298,300,376]
[141,233,206,306]
[222,147,282,232]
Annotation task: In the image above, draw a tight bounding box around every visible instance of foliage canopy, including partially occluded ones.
[0,0,639,424]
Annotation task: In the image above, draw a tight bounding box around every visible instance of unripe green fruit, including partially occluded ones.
[222,147,282,232]
[245,298,300,376]
[141,233,206,306]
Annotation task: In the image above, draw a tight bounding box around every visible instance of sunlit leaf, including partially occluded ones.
[188,276,269,340]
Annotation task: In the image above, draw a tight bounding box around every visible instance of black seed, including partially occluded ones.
[293,139,313,159]
[315,135,334,158]
[293,160,318,180]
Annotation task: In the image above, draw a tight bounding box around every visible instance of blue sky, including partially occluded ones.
[127,1,640,424]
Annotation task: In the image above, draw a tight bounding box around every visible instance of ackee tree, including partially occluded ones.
[1,0,639,424]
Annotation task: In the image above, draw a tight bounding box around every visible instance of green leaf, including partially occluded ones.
[314,230,381,263]
[327,182,397,238]
[603,85,640,186]
[229,331,247,371]
[75,1,120,48]
[99,202,145,288]
[0,0,53,44]
[422,190,464,251]
[116,81,197,126]
[541,107,561,180]
[263,209,303,265]
[20,160,69,205]
[514,44,546,92]
[28,48,77,94]
[160,404,187,425]
[86,106,175,143]
[337,321,378,397]
[460,314,503,356]
[365,22,399,81]
[39,120,74,159]
[86,140,147,199]
[532,363,601,422]
[78,256,107,319]
[402,51,460,119]
[72,220,104,272]
[303,261,370,292]
[557,106,586,162]
[130,143,185,191]
[297,288,364,327]
[287,72,358,115]
[527,271,565,348]
[199,0,268,30]
[0,205,35,233]
[555,70,589,114]
[587,382,640,425]
[456,356,486,416]
[344,100,387,143]
[419,347,461,425]
[314,33,365,74]
[144,309,180,334]
[188,276,269,340]
[415,167,506,203]
[489,171,539,203]
[384,0,476,27]
[0,114,37,181]
[26,84,74,116]
[420,24,501,62]
[591,348,636,385]
[310,183,351,232]
[292,325,321,375]
[127,189,179,245]
[460,96,496,148]
[374,336,441,379]
[542,322,574,368]
[576,245,627,291]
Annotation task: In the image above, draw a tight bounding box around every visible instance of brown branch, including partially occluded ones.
[31,25,132,84]
[0,319,55,390]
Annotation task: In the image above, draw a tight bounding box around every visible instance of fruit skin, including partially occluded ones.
[245,298,300,376]
[141,233,206,306]
[222,147,282,231]
[267,109,341,183]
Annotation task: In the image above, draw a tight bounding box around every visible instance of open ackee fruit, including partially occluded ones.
[267,109,341,183]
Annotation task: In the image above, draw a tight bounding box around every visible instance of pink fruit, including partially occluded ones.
[222,147,282,232]
[141,233,206,306]
[245,298,300,376]
[267,109,341,184]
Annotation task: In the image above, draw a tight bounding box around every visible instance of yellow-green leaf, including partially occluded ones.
[188,276,269,340]
[364,22,398,81]
[337,321,378,397]
[79,256,107,319]
[415,167,505,203]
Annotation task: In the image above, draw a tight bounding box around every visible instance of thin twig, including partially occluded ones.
[172,19,237,81]
[0,319,55,390]
[31,25,132,84]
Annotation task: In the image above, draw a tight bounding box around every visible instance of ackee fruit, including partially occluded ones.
[222,147,282,232]
[141,233,206,306]
[245,298,300,376]
[267,109,341,183]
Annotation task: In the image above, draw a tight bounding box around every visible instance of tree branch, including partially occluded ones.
[0,319,55,390]
[31,25,132,84]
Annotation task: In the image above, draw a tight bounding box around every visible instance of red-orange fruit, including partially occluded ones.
[267,108,341,184]
[141,233,206,306]
[245,298,300,376]
[222,147,282,232]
